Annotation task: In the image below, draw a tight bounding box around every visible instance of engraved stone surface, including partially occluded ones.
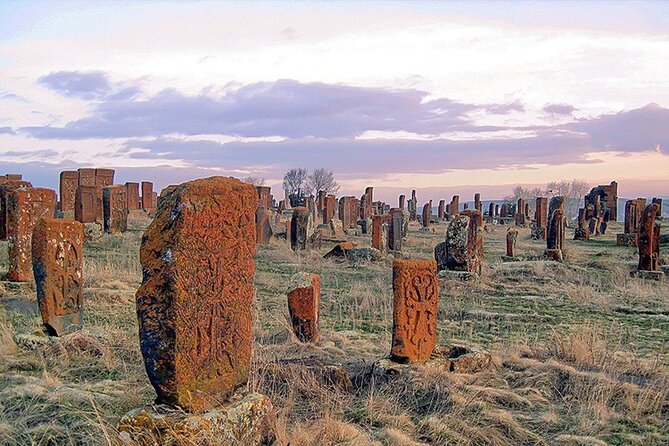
[59,171,78,213]
[7,187,57,282]
[141,181,155,211]
[372,214,391,255]
[638,203,661,272]
[135,176,257,411]
[255,208,273,245]
[0,180,32,240]
[32,218,84,336]
[390,259,439,364]
[75,185,98,223]
[286,272,320,343]
[506,228,518,257]
[103,185,128,233]
[126,182,141,210]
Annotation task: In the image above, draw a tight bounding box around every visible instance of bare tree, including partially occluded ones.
[546,179,590,219]
[306,168,340,195]
[242,177,266,186]
[282,168,308,196]
[504,185,547,214]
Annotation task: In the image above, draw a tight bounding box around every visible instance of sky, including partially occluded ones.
[1,0,668,202]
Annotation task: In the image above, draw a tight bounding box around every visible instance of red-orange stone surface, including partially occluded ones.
[391,259,439,364]
[125,182,140,210]
[135,176,257,412]
[75,185,98,223]
[372,214,390,253]
[59,171,78,213]
[7,187,57,282]
[141,181,154,211]
[32,218,84,336]
[103,185,128,233]
[0,180,32,240]
[287,273,321,343]
[638,203,660,272]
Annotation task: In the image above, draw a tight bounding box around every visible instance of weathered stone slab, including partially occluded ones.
[59,171,78,213]
[372,214,390,255]
[126,182,141,210]
[75,185,98,223]
[7,187,57,282]
[32,218,84,336]
[141,181,155,211]
[255,208,273,245]
[287,272,320,343]
[391,259,439,364]
[0,180,32,240]
[135,177,256,411]
[103,185,128,233]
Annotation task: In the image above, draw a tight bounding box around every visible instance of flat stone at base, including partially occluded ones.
[544,249,563,262]
[372,345,492,380]
[83,222,102,241]
[630,270,664,281]
[438,270,478,281]
[117,392,275,446]
[1,297,38,315]
[0,280,35,296]
[500,255,523,262]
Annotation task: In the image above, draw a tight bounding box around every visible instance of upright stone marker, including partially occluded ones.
[75,186,98,223]
[421,203,431,228]
[287,272,320,343]
[77,168,96,187]
[59,171,79,214]
[141,181,155,211]
[372,214,391,255]
[126,182,141,210]
[7,188,57,282]
[533,197,548,240]
[0,180,32,240]
[390,259,439,363]
[103,185,128,233]
[135,177,257,411]
[637,203,661,273]
[389,208,404,251]
[32,218,84,336]
[506,228,518,257]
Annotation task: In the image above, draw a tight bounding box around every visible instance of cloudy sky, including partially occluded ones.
[1,1,668,202]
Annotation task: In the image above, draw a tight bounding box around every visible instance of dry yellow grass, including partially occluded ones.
[0,218,667,445]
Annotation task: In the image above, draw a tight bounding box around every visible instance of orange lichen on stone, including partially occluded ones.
[7,187,56,282]
[371,214,390,254]
[135,176,257,412]
[287,272,321,343]
[391,259,439,363]
[103,185,128,233]
[32,218,84,336]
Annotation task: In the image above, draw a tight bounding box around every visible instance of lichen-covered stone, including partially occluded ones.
[0,180,32,240]
[391,259,439,363]
[286,272,320,343]
[638,203,661,272]
[372,214,390,255]
[135,176,256,412]
[255,208,273,246]
[7,187,57,282]
[59,171,78,213]
[506,228,518,257]
[103,185,128,233]
[117,392,275,446]
[32,218,84,336]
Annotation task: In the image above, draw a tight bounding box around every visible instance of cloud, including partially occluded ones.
[543,103,577,116]
[37,70,141,101]
[486,100,525,114]
[0,149,59,158]
[21,79,516,140]
[0,127,15,135]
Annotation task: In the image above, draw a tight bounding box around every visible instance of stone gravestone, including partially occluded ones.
[32,218,84,336]
[286,272,320,343]
[103,185,128,233]
[635,203,661,279]
[506,228,518,257]
[141,181,155,211]
[616,199,642,246]
[59,171,79,216]
[7,188,57,282]
[474,193,481,212]
[372,214,391,256]
[125,176,274,443]
[389,208,404,252]
[390,259,439,363]
[75,186,98,223]
[125,182,141,210]
[0,180,32,240]
[574,208,590,240]
[532,197,548,240]
[77,168,96,186]
[545,196,566,261]
[435,210,484,276]
[255,207,273,246]
[421,203,431,229]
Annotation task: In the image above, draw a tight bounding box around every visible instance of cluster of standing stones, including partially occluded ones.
[1,170,667,442]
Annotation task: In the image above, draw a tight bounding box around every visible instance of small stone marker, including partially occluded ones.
[7,187,57,282]
[372,214,391,255]
[32,218,84,336]
[506,228,518,257]
[390,259,439,363]
[287,272,321,343]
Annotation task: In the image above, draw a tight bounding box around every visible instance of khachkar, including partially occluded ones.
[434,209,484,278]
[388,208,404,251]
[372,214,391,256]
[290,206,320,251]
[0,179,32,240]
[616,199,645,247]
[360,186,374,220]
[438,200,446,220]
[287,272,321,343]
[420,202,431,230]
[532,197,548,240]
[514,198,527,226]
[255,207,273,246]
[574,208,590,240]
[585,181,618,222]
[103,185,128,233]
[125,182,141,210]
[7,188,57,282]
[448,195,460,219]
[505,228,518,259]
[631,202,662,280]
[59,171,79,217]
[545,196,566,261]
[32,218,84,336]
[120,177,274,444]
[474,193,481,212]
[390,259,439,363]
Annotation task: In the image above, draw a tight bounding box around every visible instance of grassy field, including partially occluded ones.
[1,213,668,445]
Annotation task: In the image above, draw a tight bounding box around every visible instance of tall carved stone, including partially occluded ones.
[436,210,484,274]
[389,208,404,251]
[574,208,589,240]
[546,197,566,261]
[372,214,391,255]
[474,193,481,212]
[637,203,660,272]
[438,200,445,220]
[256,186,272,210]
[323,195,336,225]
[135,177,256,411]
[287,272,320,344]
[95,168,115,188]
[7,187,57,282]
[0,180,32,240]
[515,198,527,226]
[488,202,495,222]
[449,195,460,218]
[77,168,96,187]
[399,195,406,210]
[291,206,310,251]
[421,203,431,228]
[141,181,155,211]
[32,218,84,336]
[59,171,78,214]
[390,259,439,363]
[103,185,128,233]
[533,197,548,240]
[126,182,140,210]
[506,228,518,257]
[75,186,98,223]
[255,207,273,246]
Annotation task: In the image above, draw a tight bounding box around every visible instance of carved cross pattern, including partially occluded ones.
[52,242,82,316]
[403,273,437,349]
